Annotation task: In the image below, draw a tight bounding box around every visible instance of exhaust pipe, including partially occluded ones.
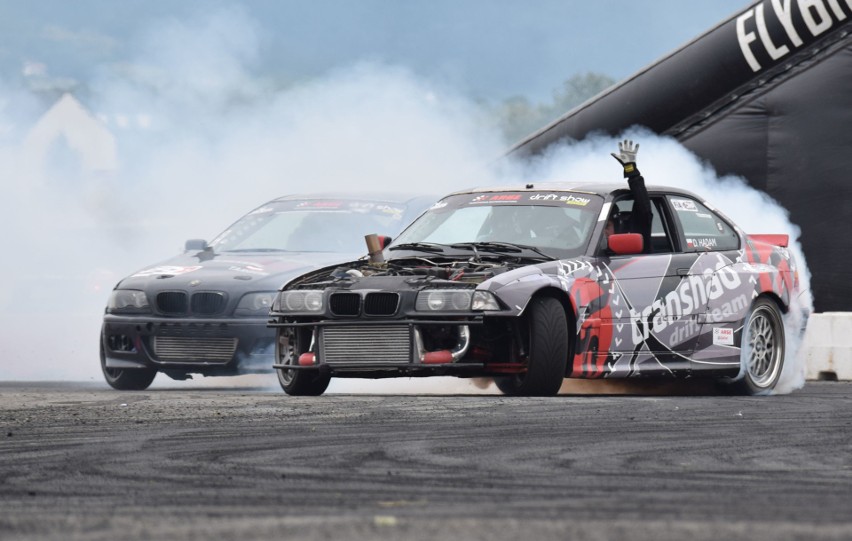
[364,233,385,264]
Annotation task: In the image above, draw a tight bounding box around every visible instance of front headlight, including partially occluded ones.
[471,290,501,311]
[235,292,277,317]
[414,289,502,312]
[107,289,151,314]
[276,290,324,312]
[415,289,474,312]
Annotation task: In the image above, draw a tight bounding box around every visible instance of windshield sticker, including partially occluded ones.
[528,193,591,206]
[696,212,712,219]
[430,201,448,210]
[132,265,202,278]
[296,201,344,209]
[347,202,375,210]
[462,192,597,207]
[672,198,698,212]
[470,194,522,204]
[375,204,405,218]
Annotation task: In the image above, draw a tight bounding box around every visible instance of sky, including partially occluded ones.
[1,0,753,102]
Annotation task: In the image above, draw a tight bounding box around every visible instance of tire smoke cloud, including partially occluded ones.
[0,7,503,383]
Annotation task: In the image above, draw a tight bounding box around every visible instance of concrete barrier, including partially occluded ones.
[803,313,852,381]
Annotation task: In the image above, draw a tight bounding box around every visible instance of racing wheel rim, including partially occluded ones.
[277,330,297,386]
[745,305,783,388]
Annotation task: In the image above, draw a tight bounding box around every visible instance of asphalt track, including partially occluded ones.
[1,380,851,541]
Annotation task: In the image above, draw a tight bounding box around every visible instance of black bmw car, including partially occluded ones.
[269,184,808,396]
[101,193,434,390]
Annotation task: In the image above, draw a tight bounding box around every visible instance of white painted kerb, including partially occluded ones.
[803,312,852,380]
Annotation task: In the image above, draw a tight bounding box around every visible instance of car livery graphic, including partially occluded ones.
[269,184,807,397]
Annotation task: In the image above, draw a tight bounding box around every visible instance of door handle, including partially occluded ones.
[677,268,690,276]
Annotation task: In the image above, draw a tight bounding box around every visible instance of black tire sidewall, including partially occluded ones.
[100,327,156,391]
[276,327,330,396]
[496,296,568,396]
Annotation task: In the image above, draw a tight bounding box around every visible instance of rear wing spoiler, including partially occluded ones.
[748,234,788,247]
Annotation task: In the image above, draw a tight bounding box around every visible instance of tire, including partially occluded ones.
[495,296,568,396]
[276,327,330,396]
[100,330,156,391]
[726,297,786,395]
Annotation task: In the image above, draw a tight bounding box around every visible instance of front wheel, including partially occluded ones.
[726,298,786,395]
[100,330,156,391]
[276,327,330,396]
[495,296,568,396]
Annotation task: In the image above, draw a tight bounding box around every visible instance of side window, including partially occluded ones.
[669,196,739,252]
[603,196,674,254]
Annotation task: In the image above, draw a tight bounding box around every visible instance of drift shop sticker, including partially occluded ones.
[528,193,591,206]
[713,327,735,346]
[671,198,698,212]
[132,265,202,278]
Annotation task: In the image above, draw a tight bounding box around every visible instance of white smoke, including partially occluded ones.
[0,7,812,395]
[0,7,503,383]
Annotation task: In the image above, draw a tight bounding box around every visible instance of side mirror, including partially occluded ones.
[184,239,209,251]
[608,233,643,255]
[377,235,393,249]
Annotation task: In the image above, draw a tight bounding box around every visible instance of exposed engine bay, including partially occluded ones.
[286,256,521,289]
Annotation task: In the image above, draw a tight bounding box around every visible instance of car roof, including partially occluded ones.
[444,182,703,200]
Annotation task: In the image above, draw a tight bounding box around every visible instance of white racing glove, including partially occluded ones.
[610,139,640,178]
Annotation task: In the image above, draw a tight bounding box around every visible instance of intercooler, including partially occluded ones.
[152,336,237,363]
[320,325,411,364]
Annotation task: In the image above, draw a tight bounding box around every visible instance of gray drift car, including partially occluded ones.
[269,184,807,396]
[101,193,434,390]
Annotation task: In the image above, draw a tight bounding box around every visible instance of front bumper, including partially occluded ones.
[270,318,526,377]
[102,314,275,375]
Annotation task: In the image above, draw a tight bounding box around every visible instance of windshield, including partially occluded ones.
[209,199,407,253]
[391,191,603,259]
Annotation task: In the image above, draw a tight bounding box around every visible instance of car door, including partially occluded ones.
[598,196,706,377]
[666,196,748,375]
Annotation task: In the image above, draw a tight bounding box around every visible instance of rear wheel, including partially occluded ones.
[495,296,568,396]
[276,327,330,396]
[100,330,156,391]
[727,298,785,395]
